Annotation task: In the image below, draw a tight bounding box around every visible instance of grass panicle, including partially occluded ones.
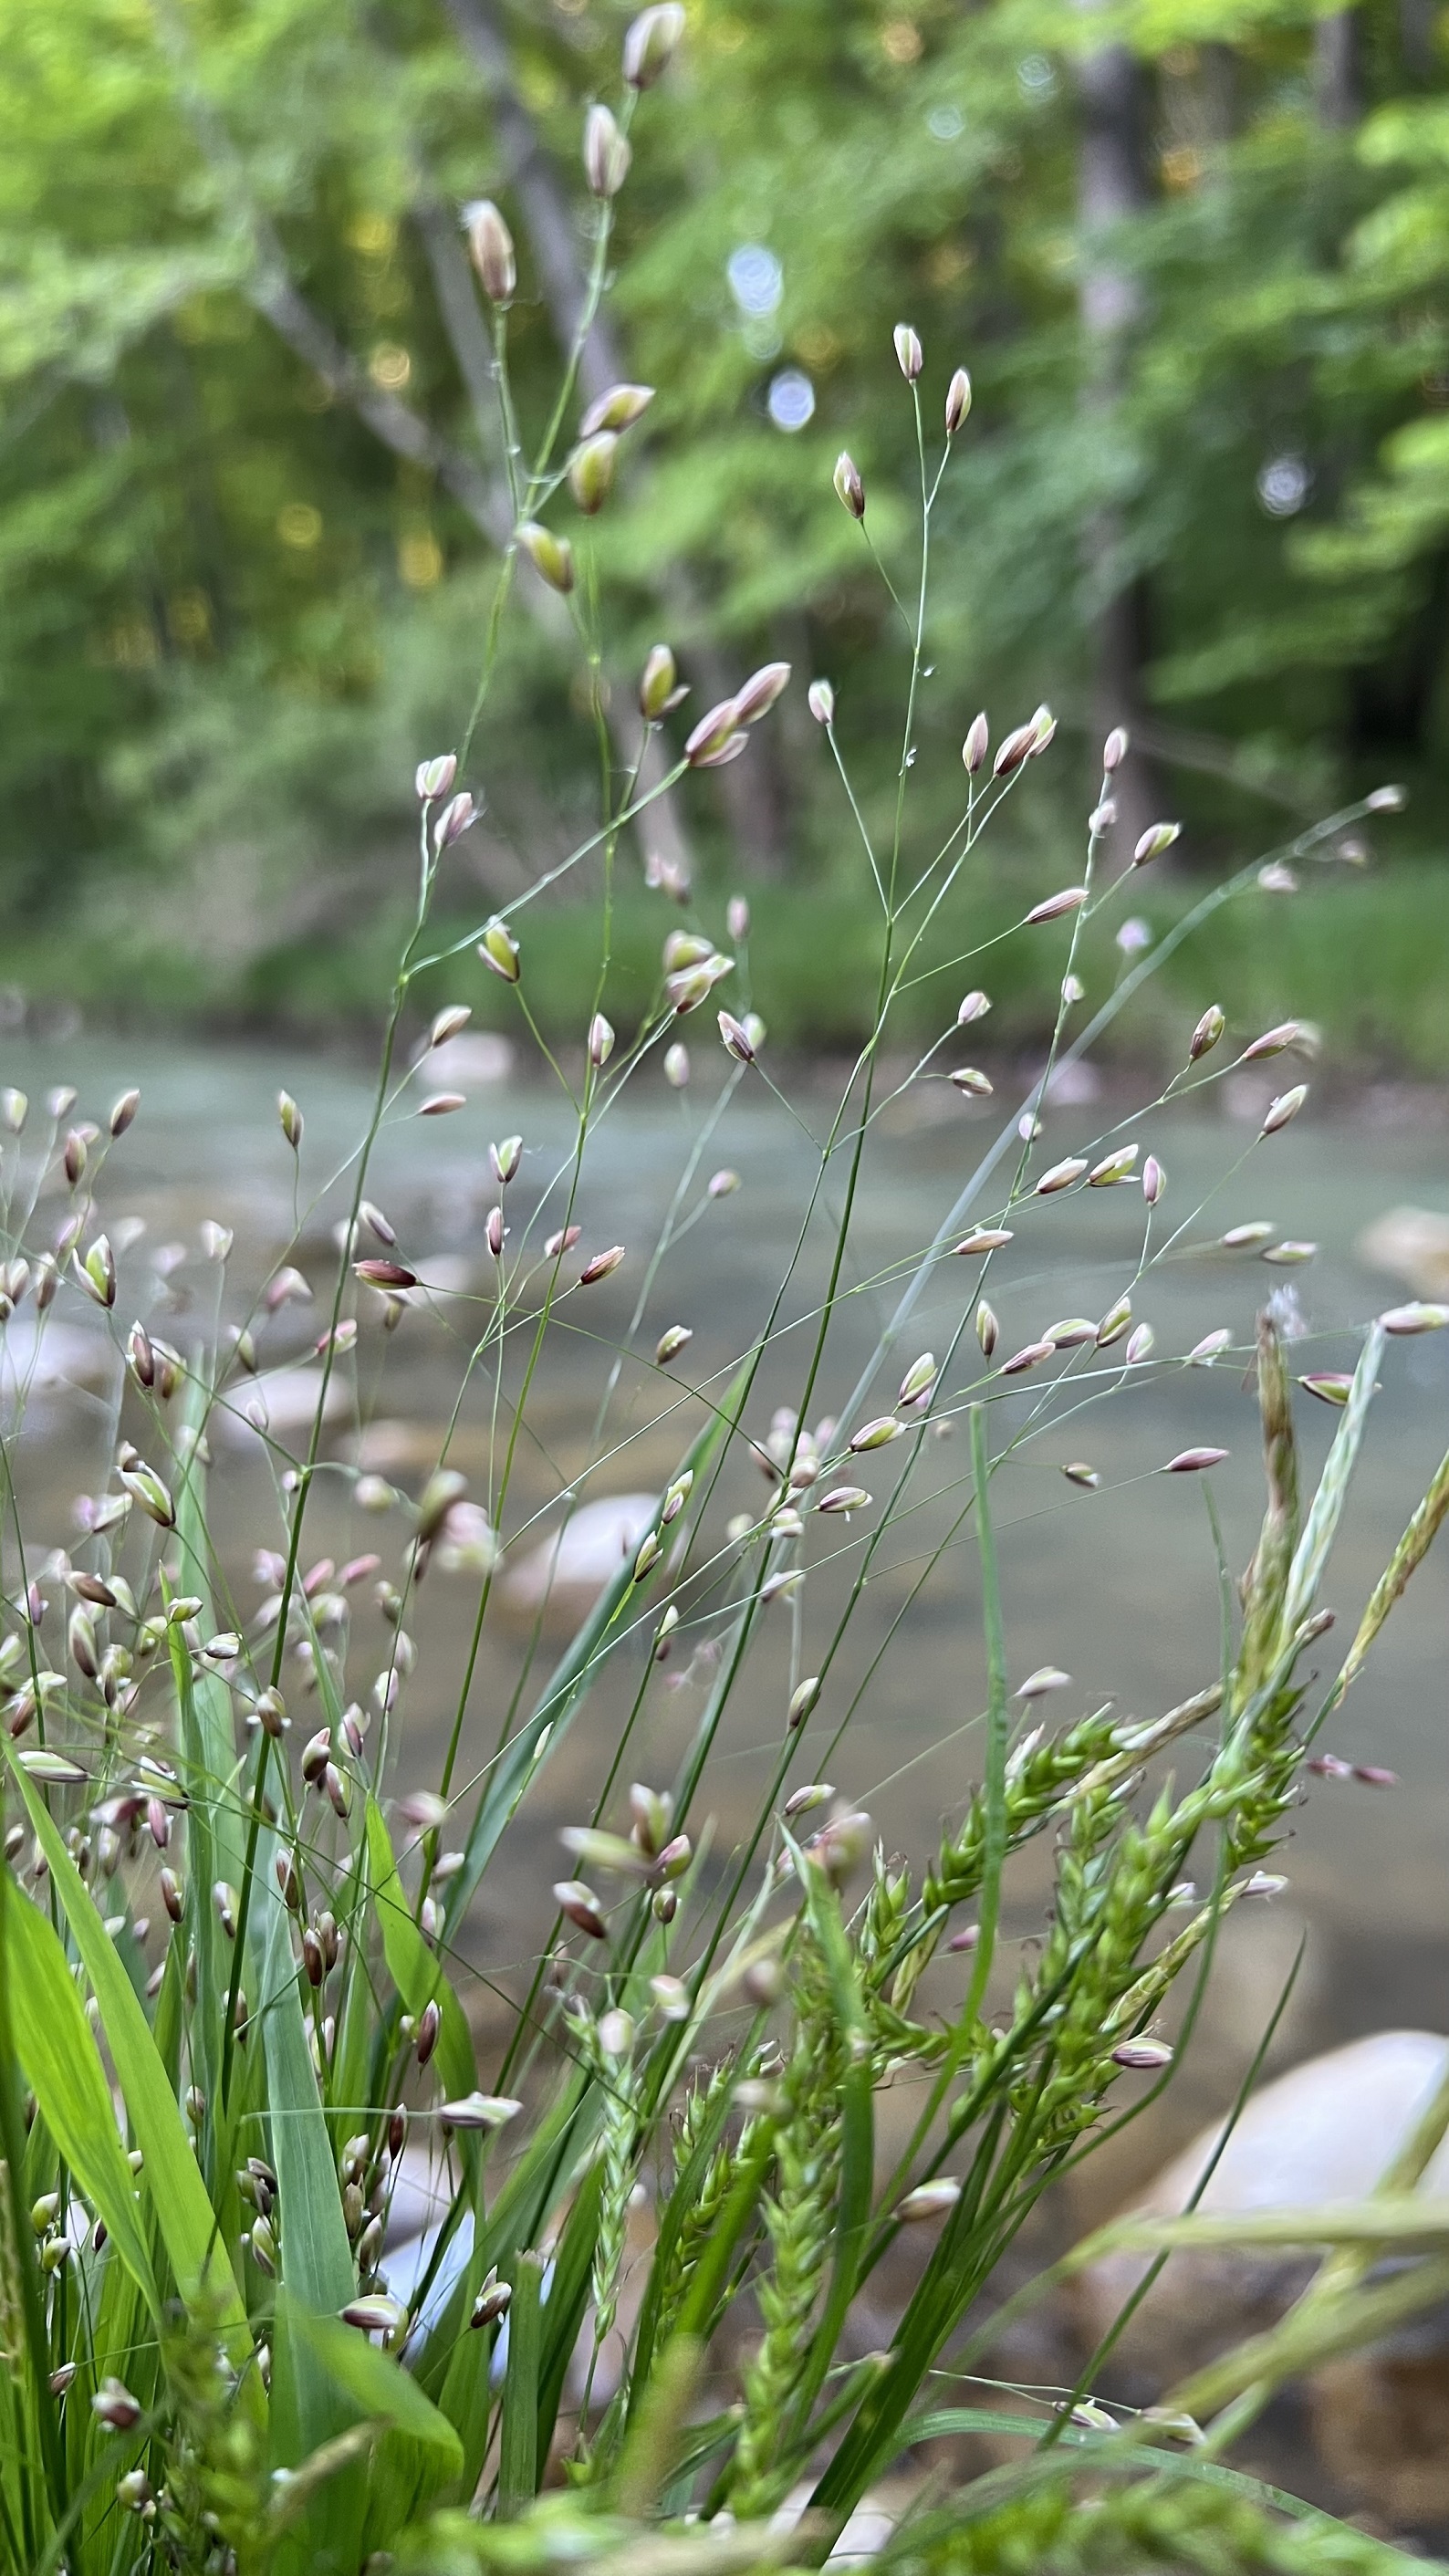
[0,19,1439,2574]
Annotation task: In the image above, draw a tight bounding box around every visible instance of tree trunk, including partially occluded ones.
[1313,10,1363,126]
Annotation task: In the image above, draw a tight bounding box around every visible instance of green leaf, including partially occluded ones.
[4,1879,158,2315]
[498,2249,546,2518]
[1280,1320,1386,1639]
[257,1826,357,2467]
[366,1799,475,2104]
[271,2296,462,2575]
[4,1748,260,2414]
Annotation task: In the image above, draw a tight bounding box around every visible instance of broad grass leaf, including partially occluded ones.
[276,2294,463,2560]
[5,1749,259,2413]
[366,1799,475,2102]
[4,1874,158,2314]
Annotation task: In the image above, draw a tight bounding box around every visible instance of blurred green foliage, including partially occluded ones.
[0,0,1445,1044]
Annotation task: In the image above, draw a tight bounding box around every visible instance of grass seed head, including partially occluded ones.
[896,2178,961,2221]
[690,697,753,776]
[1016,1666,1069,1699]
[1096,1296,1132,1347]
[893,322,923,380]
[475,921,523,990]
[1002,1337,1056,1374]
[639,641,681,718]
[1242,1019,1316,1062]
[808,679,835,724]
[584,385,656,443]
[734,661,792,725]
[834,452,866,518]
[568,431,618,516]
[788,1675,821,1727]
[975,1298,998,1356]
[1299,1371,1353,1403]
[1132,821,1181,867]
[945,366,972,433]
[1262,1084,1308,1134]
[850,1414,904,1450]
[93,2376,141,2432]
[1026,884,1087,923]
[415,751,458,801]
[1380,1300,1449,1334]
[555,1879,608,1938]
[517,523,575,595]
[433,789,477,850]
[1190,1329,1234,1364]
[466,201,515,302]
[623,3,686,85]
[899,1351,937,1403]
[584,102,631,197]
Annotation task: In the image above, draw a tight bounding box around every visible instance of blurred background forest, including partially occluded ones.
[4,0,1449,1061]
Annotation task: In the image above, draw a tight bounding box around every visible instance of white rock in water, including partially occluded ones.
[214,1365,349,1446]
[414,1032,513,1091]
[1076,2029,1449,2377]
[505,1494,658,1609]
[1359,1205,1449,1298]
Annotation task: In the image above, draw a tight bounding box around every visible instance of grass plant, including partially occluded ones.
[1,18,1447,2573]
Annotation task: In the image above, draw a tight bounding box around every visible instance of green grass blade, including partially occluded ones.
[366,1798,475,2102]
[5,1877,158,2315]
[497,2248,545,2517]
[5,1749,260,2414]
[1279,1321,1385,1642]
[279,2293,463,2555]
[787,1868,873,2445]
[963,1403,1009,2030]
[444,1381,746,1935]
[256,1825,357,2466]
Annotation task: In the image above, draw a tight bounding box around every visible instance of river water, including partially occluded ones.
[5,1027,1449,2196]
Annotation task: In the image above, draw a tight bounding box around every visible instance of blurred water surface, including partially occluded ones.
[7,1030,1449,2164]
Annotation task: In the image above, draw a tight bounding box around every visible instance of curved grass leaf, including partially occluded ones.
[5,1878,158,2314]
[5,1747,260,2414]
[367,1798,475,2104]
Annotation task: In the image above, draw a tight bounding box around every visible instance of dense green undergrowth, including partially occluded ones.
[6,856,1449,1075]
